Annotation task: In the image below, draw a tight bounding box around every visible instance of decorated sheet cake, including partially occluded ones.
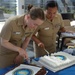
[38,51,75,72]
[5,64,46,75]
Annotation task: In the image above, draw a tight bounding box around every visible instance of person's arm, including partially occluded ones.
[32,35,41,44]
[60,27,66,32]
[14,37,31,64]
[59,14,73,33]
[60,27,74,33]
[22,37,31,50]
[32,34,45,48]
[1,38,28,59]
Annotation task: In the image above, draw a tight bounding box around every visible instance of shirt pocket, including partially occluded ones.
[54,24,61,33]
[39,27,53,36]
[12,31,22,40]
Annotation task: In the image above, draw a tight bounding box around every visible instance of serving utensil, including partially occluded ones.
[44,48,50,56]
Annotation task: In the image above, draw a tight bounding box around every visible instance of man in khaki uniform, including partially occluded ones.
[32,1,66,57]
[0,7,45,68]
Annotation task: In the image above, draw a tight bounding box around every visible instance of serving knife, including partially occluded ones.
[44,48,50,56]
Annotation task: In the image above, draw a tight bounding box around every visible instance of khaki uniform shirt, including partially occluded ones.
[34,13,64,57]
[0,14,35,68]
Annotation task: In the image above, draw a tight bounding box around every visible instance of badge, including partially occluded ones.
[44,27,49,30]
[13,32,21,34]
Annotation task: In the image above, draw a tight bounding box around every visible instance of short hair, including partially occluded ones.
[46,0,58,9]
[29,7,45,20]
[27,4,33,12]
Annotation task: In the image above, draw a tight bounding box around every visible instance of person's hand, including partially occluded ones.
[38,42,45,49]
[14,55,23,65]
[18,48,28,60]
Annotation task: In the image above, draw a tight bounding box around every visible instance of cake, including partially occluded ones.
[5,64,46,75]
[38,51,75,72]
[35,68,46,75]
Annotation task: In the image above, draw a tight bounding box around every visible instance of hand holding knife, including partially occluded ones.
[44,48,50,56]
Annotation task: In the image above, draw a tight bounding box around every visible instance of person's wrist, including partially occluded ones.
[17,48,22,53]
[38,42,42,46]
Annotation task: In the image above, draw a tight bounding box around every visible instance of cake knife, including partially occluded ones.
[44,48,50,56]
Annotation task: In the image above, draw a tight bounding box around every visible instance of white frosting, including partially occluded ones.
[39,52,75,72]
[5,64,41,75]
[43,55,71,66]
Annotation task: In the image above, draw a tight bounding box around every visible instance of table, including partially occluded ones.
[0,65,16,75]
[0,61,29,75]
[60,32,75,51]
[33,58,75,75]
[0,58,75,75]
